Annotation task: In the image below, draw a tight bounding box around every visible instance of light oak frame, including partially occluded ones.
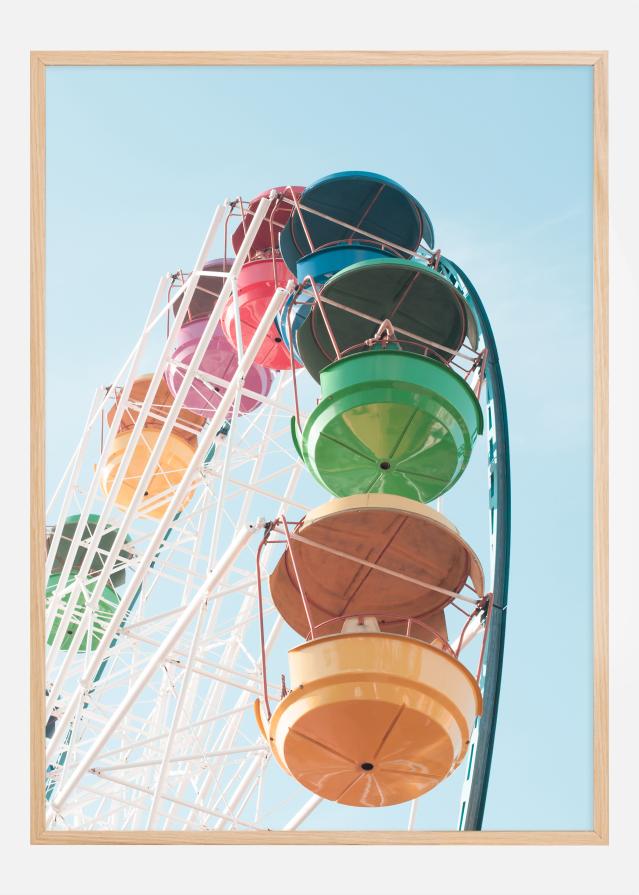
[30,50,608,845]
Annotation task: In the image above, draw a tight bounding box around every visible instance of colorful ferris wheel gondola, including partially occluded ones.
[45,514,133,651]
[291,342,483,502]
[265,630,482,807]
[277,244,397,366]
[220,186,304,370]
[269,493,484,640]
[100,374,206,519]
[294,256,478,382]
[279,170,434,274]
[165,259,273,417]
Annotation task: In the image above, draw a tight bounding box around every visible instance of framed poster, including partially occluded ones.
[31,51,608,844]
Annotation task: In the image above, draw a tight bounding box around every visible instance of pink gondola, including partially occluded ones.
[166,258,273,417]
[221,257,301,370]
[221,187,304,371]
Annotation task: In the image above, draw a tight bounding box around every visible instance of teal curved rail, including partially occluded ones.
[439,256,511,832]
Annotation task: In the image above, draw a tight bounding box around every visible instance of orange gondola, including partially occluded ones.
[101,375,205,519]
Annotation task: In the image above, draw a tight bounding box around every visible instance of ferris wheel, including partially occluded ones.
[43,171,510,832]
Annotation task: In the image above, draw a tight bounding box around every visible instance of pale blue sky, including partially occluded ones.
[46,64,593,830]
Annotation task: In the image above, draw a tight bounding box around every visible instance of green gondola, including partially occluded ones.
[45,514,133,652]
[291,347,483,503]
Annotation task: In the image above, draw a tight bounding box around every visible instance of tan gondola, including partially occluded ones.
[269,492,484,642]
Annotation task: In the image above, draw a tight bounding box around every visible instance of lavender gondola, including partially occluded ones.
[166,318,273,418]
[165,258,273,417]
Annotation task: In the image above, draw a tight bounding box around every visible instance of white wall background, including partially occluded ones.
[0,2,636,893]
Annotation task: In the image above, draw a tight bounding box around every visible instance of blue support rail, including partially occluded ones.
[440,257,511,831]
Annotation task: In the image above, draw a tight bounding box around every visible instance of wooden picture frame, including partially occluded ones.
[30,50,608,845]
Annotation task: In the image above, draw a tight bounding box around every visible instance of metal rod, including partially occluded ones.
[283,794,324,831]
[282,197,436,260]
[96,704,252,760]
[87,769,262,831]
[281,517,316,638]
[95,744,266,774]
[286,530,481,605]
[255,536,272,719]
